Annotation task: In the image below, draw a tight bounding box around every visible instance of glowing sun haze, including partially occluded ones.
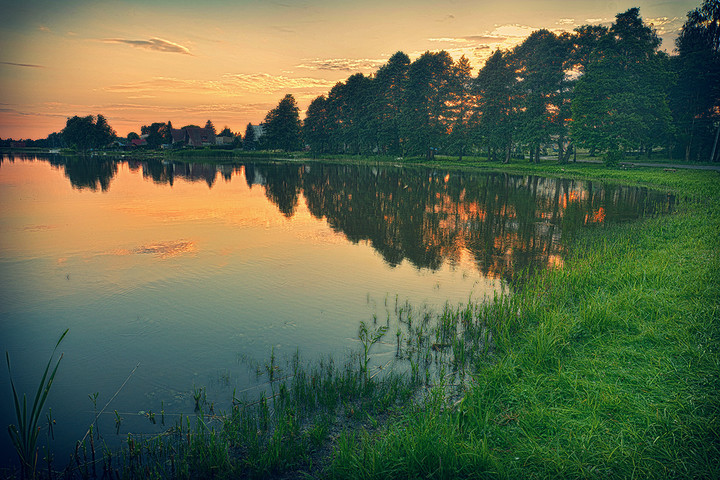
[0,0,695,139]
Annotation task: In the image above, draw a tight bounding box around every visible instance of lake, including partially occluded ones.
[0,154,676,465]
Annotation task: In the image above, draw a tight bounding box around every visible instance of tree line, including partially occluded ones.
[4,2,716,164]
[293,4,719,164]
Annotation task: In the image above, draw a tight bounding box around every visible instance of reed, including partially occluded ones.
[6,329,68,479]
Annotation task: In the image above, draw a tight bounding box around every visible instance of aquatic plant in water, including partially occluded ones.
[6,329,68,478]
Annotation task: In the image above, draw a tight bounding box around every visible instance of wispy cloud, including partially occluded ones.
[0,61,45,68]
[103,37,192,55]
[103,73,336,97]
[491,24,538,38]
[225,73,337,93]
[103,77,214,94]
[428,35,507,45]
[296,58,386,72]
[420,23,567,70]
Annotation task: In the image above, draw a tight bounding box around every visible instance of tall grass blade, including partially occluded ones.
[5,328,68,478]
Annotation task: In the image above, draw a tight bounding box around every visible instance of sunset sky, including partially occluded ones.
[0,0,697,140]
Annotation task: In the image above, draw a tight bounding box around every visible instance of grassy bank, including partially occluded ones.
[329,169,720,479]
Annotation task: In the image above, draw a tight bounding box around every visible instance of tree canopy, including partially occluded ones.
[300,5,716,164]
[263,94,302,152]
[672,0,720,162]
[569,8,672,163]
[43,3,717,165]
[62,115,116,152]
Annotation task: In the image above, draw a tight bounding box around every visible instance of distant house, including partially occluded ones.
[170,127,216,147]
[170,129,186,145]
[216,136,233,145]
[131,138,148,147]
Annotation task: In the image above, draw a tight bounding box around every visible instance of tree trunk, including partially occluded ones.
[503,140,511,164]
[685,115,696,162]
[711,122,720,163]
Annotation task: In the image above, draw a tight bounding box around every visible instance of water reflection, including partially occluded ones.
[6,155,676,281]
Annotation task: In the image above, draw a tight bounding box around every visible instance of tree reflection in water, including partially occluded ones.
[245,162,675,282]
[28,155,676,282]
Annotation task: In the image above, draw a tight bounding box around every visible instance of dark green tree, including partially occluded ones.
[204,120,216,135]
[63,115,95,152]
[263,94,302,152]
[218,127,233,137]
[446,55,476,161]
[165,121,174,144]
[569,25,609,73]
[401,50,454,159]
[243,123,257,150]
[474,50,517,163]
[511,30,571,163]
[62,115,116,152]
[672,0,720,162]
[303,95,330,154]
[140,122,168,149]
[570,8,672,164]
[46,131,64,149]
[329,73,375,154]
[372,51,411,155]
[94,115,116,148]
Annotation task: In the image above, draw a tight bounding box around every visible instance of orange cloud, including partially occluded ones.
[0,61,45,68]
[296,58,386,72]
[102,37,193,55]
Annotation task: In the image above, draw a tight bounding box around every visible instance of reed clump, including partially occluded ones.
[6,329,68,480]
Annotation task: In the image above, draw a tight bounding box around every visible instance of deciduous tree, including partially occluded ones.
[475,50,517,163]
[570,8,672,164]
[672,0,720,162]
[303,95,330,154]
[401,50,454,159]
[372,51,411,155]
[62,115,116,152]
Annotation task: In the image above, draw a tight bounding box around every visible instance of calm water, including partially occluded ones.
[0,155,676,464]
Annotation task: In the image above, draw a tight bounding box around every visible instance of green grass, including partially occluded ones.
[328,168,720,479]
